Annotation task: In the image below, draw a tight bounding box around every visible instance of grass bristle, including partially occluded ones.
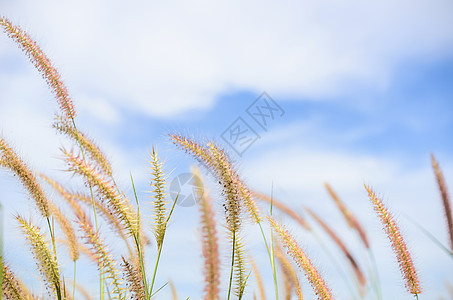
[193,168,220,300]
[268,216,333,300]
[1,138,51,218]
[122,256,146,299]
[324,183,370,249]
[0,17,75,119]
[365,185,421,295]
[431,154,453,252]
[1,262,31,300]
[304,206,366,289]
[149,147,168,248]
[16,215,62,298]
[62,148,138,237]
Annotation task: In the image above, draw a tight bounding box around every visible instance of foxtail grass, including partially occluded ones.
[149,147,167,248]
[192,168,220,300]
[268,216,333,300]
[53,116,112,176]
[0,138,50,219]
[324,183,369,248]
[147,147,177,299]
[249,255,266,300]
[365,185,421,296]
[62,148,138,238]
[169,280,178,300]
[1,263,32,300]
[274,240,303,300]
[16,216,63,299]
[121,257,146,299]
[75,208,124,299]
[431,154,453,252]
[0,17,75,120]
[304,206,366,290]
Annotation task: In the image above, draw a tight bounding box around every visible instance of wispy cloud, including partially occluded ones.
[1,0,452,118]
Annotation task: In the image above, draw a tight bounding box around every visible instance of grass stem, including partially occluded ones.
[227,230,236,300]
[270,190,278,300]
[148,195,178,299]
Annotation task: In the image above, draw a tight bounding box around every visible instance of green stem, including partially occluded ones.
[407,216,453,258]
[227,231,236,300]
[148,196,178,299]
[150,282,169,298]
[130,173,149,298]
[73,260,77,300]
[149,244,163,298]
[269,191,278,300]
[45,217,62,300]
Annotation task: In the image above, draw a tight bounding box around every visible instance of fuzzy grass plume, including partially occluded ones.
[16,215,62,299]
[0,138,50,218]
[274,240,303,300]
[63,148,138,237]
[365,185,421,296]
[0,17,75,119]
[249,255,266,300]
[193,168,220,300]
[170,135,261,225]
[122,256,146,299]
[1,262,32,300]
[431,154,453,252]
[268,216,333,300]
[75,208,125,299]
[54,116,112,176]
[324,183,369,248]
[304,206,366,289]
[149,147,167,248]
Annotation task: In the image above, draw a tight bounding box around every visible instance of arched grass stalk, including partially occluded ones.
[16,216,63,299]
[365,185,421,297]
[303,206,366,293]
[431,154,453,252]
[192,168,220,300]
[309,223,359,300]
[269,192,279,300]
[268,216,334,300]
[274,239,303,299]
[0,17,108,299]
[324,183,381,299]
[249,255,266,300]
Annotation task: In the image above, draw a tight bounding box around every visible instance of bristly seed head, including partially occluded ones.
[0,17,76,119]
[1,138,50,218]
[365,185,421,295]
[149,147,168,248]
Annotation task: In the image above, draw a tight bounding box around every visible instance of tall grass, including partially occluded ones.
[0,17,452,299]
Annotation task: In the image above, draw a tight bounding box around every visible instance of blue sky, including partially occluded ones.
[1,1,453,299]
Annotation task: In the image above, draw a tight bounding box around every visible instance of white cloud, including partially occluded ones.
[1,0,452,118]
[1,2,452,298]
